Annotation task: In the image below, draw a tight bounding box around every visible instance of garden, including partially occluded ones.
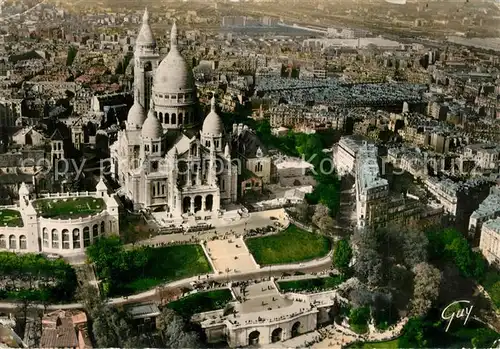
[0,209,23,227]
[86,237,212,297]
[33,197,106,219]
[277,275,345,293]
[245,225,331,265]
[0,252,76,302]
[166,289,233,319]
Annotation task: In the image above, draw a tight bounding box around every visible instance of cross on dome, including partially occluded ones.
[170,21,178,47]
[210,95,216,112]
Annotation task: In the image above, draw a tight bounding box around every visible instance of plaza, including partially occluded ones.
[206,236,259,274]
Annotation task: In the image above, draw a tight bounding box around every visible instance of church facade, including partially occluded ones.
[110,10,238,219]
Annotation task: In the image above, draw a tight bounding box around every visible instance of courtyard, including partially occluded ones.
[0,209,23,227]
[206,236,258,274]
[245,225,332,265]
[33,197,106,219]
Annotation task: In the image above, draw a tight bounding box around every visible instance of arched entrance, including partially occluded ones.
[291,321,301,338]
[271,328,283,343]
[194,195,202,212]
[205,194,213,211]
[248,331,260,346]
[183,197,191,214]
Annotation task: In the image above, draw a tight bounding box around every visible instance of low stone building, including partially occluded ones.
[0,178,119,256]
[194,280,343,347]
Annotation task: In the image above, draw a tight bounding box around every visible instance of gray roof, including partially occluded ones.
[125,303,160,320]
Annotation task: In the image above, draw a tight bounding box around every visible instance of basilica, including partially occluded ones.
[110,9,238,219]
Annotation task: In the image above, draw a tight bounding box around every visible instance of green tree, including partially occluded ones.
[352,227,386,287]
[411,262,441,317]
[66,46,78,66]
[333,239,352,274]
[157,308,201,348]
[348,307,370,334]
[312,204,329,225]
[399,318,429,348]
[471,328,498,348]
[295,202,310,223]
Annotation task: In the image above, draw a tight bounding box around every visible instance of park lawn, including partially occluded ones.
[245,225,331,265]
[124,244,212,294]
[278,275,344,292]
[349,339,399,349]
[34,197,106,219]
[0,209,23,227]
[167,289,233,319]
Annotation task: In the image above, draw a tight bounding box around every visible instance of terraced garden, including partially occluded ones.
[0,209,23,227]
[34,197,106,219]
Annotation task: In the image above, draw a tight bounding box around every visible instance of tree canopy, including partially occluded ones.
[0,252,76,302]
[333,239,352,274]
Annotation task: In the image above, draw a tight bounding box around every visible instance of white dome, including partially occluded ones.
[136,8,155,47]
[141,109,163,139]
[154,47,195,93]
[126,100,146,129]
[202,96,223,136]
[153,22,195,94]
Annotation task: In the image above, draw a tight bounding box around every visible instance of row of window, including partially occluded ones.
[41,221,106,250]
[154,111,193,125]
[0,235,27,250]
[155,93,193,100]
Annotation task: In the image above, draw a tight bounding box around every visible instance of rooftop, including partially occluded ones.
[471,189,500,219]
[483,217,500,234]
[275,157,314,170]
[356,143,388,193]
[33,197,106,219]
[125,303,161,320]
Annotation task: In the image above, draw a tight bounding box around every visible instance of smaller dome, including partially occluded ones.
[141,109,163,139]
[202,96,223,136]
[126,99,146,129]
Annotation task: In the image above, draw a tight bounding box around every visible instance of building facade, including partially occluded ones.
[479,217,500,265]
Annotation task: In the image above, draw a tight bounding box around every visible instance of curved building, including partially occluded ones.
[0,180,120,255]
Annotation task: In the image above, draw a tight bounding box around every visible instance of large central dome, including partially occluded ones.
[154,46,195,93]
[151,22,198,130]
[154,22,195,94]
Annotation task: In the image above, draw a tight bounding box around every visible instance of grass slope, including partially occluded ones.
[125,244,212,293]
[245,225,331,265]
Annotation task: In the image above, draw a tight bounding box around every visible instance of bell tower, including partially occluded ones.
[134,8,160,111]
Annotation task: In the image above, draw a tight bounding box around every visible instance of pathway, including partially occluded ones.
[0,255,333,311]
[63,208,288,265]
